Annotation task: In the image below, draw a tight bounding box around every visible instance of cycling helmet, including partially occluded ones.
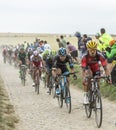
[37,47,42,53]
[86,40,97,49]
[33,50,38,56]
[109,40,116,46]
[75,32,81,37]
[95,33,100,37]
[20,47,24,51]
[44,44,51,50]
[44,49,51,56]
[28,48,33,52]
[58,47,67,56]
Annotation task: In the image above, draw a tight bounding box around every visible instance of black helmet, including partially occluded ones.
[58,47,67,56]
[75,32,81,37]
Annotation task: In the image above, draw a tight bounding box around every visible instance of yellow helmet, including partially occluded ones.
[86,40,97,49]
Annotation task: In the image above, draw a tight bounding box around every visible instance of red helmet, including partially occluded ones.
[109,40,116,46]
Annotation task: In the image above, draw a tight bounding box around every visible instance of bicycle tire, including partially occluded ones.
[22,68,26,86]
[57,85,63,108]
[43,72,47,88]
[85,90,92,118]
[49,76,53,95]
[95,89,102,128]
[35,73,40,95]
[65,84,71,113]
[51,82,56,98]
[4,57,6,64]
[36,83,39,95]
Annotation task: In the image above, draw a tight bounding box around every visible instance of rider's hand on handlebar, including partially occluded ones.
[106,75,112,84]
[73,74,77,80]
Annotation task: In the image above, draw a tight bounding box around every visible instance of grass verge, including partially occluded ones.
[0,76,19,130]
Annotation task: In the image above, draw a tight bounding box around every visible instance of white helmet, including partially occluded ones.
[33,50,38,56]
[44,44,51,51]
[37,47,43,53]
[28,48,33,52]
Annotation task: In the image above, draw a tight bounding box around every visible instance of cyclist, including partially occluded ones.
[52,47,75,94]
[27,48,33,71]
[81,40,110,104]
[2,46,7,62]
[30,50,43,86]
[18,47,27,73]
[42,49,57,92]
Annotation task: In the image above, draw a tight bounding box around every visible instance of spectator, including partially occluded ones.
[60,35,67,48]
[67,42,79,63]
[56,38,63,48]
[99,28,113,49]
[75,32,83,59]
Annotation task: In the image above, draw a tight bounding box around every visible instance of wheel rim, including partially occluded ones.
[95,94,102,128]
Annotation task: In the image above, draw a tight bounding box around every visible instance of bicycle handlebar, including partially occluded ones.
[62,71,78,76]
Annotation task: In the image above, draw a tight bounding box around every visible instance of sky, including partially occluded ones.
[0,0,116,34]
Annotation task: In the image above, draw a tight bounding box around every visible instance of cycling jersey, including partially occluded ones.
[53,55,74,73]
[18,52,27,64]
[31,55,42,68]
[3,48,7,55]
[81,51,107,73]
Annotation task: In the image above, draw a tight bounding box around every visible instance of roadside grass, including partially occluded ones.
[0,77,19,130]
[70,65,116,101]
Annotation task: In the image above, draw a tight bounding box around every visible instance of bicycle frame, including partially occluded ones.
[56,72,72,113]
[59,72,69,97]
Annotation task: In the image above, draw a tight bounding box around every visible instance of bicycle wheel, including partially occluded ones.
[22,69,26,86]
[95,90,102,128]
[35,73,40,95]
[65,84,71,113]
[4,57,6,64]
[57,85,63,108]
[85,90,92,118]
[51,82,56,98]
[36,83,39,95]
[43,72,47,88]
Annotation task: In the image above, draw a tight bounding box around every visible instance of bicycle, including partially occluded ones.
[20,65,27,86]
[46,69,56,96]
[84,75,110,128]
[56,71,77,113]
[33,67,41,95]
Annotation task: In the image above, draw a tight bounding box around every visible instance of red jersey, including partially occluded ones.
[81,51,107,73]
[31,55,42,68]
